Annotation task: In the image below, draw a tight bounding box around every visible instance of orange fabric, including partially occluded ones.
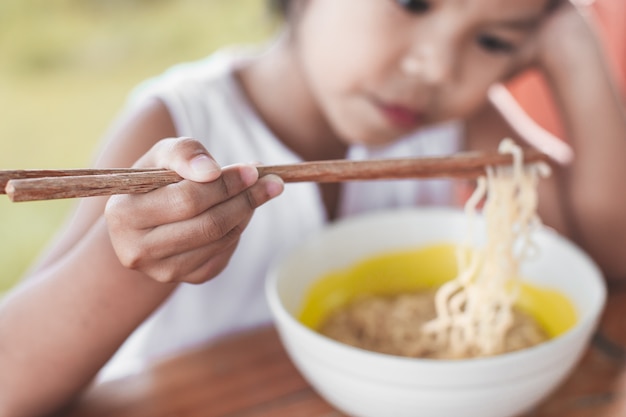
[508,0,626,140]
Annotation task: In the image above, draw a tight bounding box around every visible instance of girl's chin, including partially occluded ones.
[331,110,430,147]
[339,128,413,147]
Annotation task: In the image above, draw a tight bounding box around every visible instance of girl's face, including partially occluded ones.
[291,0,550,145]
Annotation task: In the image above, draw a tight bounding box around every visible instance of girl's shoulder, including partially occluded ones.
[127,46,259,105]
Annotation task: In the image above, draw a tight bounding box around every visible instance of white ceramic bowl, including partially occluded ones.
[266,208,606,417]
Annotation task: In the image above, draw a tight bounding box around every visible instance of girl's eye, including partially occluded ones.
[476,35,516,54]
[394,0,430,14]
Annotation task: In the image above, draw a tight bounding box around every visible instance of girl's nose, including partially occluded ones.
[401,42,455,86]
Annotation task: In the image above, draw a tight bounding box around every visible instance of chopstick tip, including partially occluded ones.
[4,181,16,201]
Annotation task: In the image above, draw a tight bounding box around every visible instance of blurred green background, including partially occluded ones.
[0,0,275,293]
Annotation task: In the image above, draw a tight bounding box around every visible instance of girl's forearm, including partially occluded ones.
[0,218,176,417]
[542,23,626,279]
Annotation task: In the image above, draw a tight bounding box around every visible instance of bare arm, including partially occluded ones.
[536,3,626,280]
[468,2,626,281]
[0,100,180,416]
[0,98,284,416]
[0,220,177,417]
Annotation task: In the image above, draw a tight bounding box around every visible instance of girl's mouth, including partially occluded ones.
[375,101,424,130]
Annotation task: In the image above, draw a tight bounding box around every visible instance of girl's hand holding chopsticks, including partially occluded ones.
[105,138,284,285]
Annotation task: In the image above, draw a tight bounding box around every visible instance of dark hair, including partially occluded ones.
[268,0,291,16]
[546,0,565,12]
[270,0,560,19]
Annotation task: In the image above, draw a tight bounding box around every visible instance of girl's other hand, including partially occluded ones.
[534,1,599,75]
[104,137,284,285]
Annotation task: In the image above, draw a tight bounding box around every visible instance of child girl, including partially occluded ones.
[1,0,625,415]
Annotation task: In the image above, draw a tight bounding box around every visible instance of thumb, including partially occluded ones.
[138,137,222,183]
[181,153,222,183]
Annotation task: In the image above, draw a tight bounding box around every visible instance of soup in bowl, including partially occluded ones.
[265,208,606,417]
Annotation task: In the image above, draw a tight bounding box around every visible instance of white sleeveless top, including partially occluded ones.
[99,47,463,381]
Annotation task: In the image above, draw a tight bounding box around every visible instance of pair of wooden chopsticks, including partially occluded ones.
[0,149,549,202]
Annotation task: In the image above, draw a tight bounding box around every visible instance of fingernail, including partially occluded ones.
[190,154,220,179]
[264,174,284,198]
[240,164,260,187]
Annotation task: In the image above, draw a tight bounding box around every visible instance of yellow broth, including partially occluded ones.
[298,243,577,339]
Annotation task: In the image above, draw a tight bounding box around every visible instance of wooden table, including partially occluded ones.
[64,284,626,417]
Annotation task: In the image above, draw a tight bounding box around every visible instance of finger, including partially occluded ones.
[136,211,256,283]
[139,227,243,284]
[181,248,238,284]
[105,164,260,230]
[135,137,221,183]
[142,174,283,257]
